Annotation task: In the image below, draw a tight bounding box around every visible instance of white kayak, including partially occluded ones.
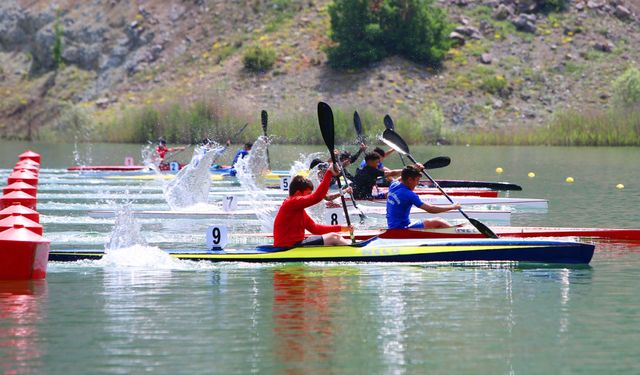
[87,207,511,222]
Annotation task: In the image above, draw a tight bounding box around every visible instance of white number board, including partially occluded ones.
[324,208,345,226]
[169,161,180,172]
[206,225,228,249]
[222,195,238,212]
[280,176,291,191]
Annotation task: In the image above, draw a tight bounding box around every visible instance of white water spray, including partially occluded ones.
[163,143,226,210]
[235,136,277,232]
[106,202,147,251]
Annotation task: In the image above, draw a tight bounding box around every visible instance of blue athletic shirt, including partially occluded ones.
[232,149,249,165]
[386,180,424,229]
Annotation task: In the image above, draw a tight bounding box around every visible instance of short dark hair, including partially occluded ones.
[373,147,386,158]
[158,137,166,145]
[289,175,314,196]
[364,151,381,162]
[401,165,422,180]
[309,158,324,170]
[338,151,351,162]
[244,142,253,149]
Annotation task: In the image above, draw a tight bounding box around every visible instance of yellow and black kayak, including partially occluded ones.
[48,237,595,264]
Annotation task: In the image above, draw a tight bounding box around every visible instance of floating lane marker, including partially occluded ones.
[528,172,535,178]
[616,183,625,189]
[565,177,574,183]
[496,167,504,174]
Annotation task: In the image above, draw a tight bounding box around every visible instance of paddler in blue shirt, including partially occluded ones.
[387,165,461,229]
[229,142,252,176]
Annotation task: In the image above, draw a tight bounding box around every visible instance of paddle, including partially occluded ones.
[381,129,499,239]
[424,156,451,170]
[232,122,249,140]
[353,111,364,143]
[383,114,406,166]
[318,102,357,242]
[261,110,271,169]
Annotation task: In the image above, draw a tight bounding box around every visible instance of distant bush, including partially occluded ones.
[612,66,640,109]
[327,0,452,69]
[538,0,569,13]
[479,75,509,96]
[243,46,276,72]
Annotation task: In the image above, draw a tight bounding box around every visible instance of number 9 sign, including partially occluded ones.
[206,225,228,249]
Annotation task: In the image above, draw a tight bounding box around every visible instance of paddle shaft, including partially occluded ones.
[261,110,271,168]
[405,153,497,238]
[330,154,355,243]
[336,159,366,223]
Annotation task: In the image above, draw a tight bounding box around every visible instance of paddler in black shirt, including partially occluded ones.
[352,151,403,199]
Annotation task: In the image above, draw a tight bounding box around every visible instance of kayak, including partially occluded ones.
[87,207,512,222]
[48,237,594,264]
[420,180,522,191]
[358,196,547,210]
[324,226,640,242]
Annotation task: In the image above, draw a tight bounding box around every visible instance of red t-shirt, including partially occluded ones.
[156,145,168,160]
[273,171,341,247]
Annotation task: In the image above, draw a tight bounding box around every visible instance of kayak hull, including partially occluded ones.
[49,238,594,264]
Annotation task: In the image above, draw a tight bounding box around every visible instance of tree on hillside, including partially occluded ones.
[327,0,452,69]
[327,0,386,68]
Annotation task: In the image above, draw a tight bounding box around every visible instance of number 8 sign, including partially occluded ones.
[206,225,228,249]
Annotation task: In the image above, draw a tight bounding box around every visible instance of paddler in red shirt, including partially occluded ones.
[273,162,353,247]
[156,137,186,164]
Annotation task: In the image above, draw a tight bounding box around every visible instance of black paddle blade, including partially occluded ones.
[317,102,336,158]
[381,129,410,156]
[261,110,268,134]
[468,218,499,239]
[383,114,394,130]
[353,111,363,138]
[424,156,451,170]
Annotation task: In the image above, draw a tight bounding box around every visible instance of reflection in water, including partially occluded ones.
[0,280,48,375]
[272,266,348,369]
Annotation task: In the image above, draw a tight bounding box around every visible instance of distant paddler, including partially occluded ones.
[229,142,252,177]
[156,137,187,167]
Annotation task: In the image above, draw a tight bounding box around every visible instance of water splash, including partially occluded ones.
[72,136,93,166]
[163,143,226,210]
[288,151,325,178]
[141,143,161,174]
[106,203,147,251]
[236,136,277,232]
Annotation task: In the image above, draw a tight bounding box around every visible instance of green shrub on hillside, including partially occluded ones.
[327,0,452,69]
[243,46,276,72]
[613,66,640,109]
[479,74,509,96]
[538,0,569,13]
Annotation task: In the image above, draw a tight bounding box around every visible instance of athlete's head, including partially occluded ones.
[289,175,314,196]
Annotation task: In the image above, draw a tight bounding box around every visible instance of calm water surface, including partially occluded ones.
[1,141,640,374]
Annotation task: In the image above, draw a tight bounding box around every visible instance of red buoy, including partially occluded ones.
[0,214,43,235]
[13,163,39,175]
[3,181,37,197]
[7,170,38,185]
[0,203,39,223]
[15,159,40,169]
[0,191,37,210]
[0,224,50,280]
[19,150,41,164]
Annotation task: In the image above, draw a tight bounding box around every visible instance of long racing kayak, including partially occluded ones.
[420,179,522,191]
[48,237,594,264]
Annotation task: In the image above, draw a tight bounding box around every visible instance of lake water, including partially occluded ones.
[1,141,639,374]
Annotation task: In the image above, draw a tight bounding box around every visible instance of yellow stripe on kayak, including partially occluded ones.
[173,244,549,260]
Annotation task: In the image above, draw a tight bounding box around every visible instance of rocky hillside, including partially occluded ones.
[0,0,638,141]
